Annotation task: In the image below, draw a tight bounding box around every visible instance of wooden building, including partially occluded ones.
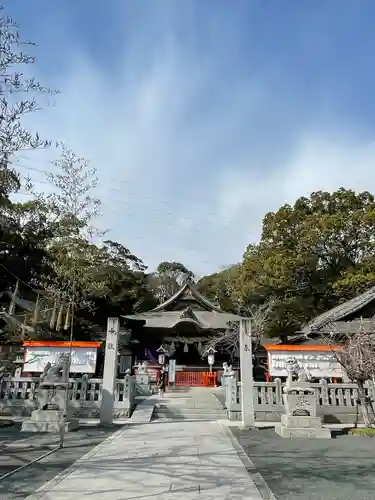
[122,283,244,383]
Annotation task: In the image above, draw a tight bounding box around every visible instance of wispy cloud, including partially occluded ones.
[9,1,375,276]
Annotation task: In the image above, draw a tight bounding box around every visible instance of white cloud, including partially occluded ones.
[215,133,375,264]
[12,9,375,277]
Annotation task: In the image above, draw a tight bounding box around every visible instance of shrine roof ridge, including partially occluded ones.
[300,286,375,334]
[151,282,223,313]
[122,309,244,330]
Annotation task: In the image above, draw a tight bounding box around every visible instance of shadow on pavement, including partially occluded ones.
[0,423,117,500]
[231,427,375,500]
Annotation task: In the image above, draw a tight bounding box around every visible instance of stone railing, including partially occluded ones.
[223,377,375,424]
[0,376,136,418]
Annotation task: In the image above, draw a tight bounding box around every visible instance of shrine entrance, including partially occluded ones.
[122,283,246,386]
[175,371,217,387]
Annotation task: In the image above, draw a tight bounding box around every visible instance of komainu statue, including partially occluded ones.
[285,356,311,391]
[38,354,70,411]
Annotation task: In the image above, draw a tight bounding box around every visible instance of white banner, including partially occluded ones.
[268,350,344,378]
[168,359,176,383]
[23,346,98,373]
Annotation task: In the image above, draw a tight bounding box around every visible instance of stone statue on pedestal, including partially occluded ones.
[274,356,331,439]
[38,354,70,411]
[135,361,150,388]
[21,354,79,433]
[285,356,311,392]
[223,362,234,377]
[136,361,148,374]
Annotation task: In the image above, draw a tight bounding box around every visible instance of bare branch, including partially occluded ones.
[322,320,375,426]
[203,301,275,360]
[0,5,58,197]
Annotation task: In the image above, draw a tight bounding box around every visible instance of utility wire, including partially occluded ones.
[8,157,230,266]
[13,159,229,221]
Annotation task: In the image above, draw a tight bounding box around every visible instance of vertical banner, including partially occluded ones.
[168,359,176,384]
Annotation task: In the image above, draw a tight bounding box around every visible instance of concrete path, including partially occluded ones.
[26,421,264,500]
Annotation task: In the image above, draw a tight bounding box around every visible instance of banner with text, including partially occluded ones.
[23,346,98,373]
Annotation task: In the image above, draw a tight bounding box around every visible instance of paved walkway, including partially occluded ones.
[26,421,264,500]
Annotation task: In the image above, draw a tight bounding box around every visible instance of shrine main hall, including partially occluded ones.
[122,283,244,384]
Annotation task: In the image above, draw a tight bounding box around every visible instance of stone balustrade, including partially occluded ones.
[0,376,136,418]
[224,377,375,424]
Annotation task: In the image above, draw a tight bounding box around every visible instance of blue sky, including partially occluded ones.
[8,1,375,276]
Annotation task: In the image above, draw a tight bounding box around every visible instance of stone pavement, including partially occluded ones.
[25,421,265,500]
[0,425,116,500]
[232,426,375,500]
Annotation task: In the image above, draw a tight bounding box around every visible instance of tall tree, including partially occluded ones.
[0,5,57,347]
[151,261,195,302]
[197,264,241,312]
[28,144,105,339]
[84,240,157,326]
[239,188,375,336]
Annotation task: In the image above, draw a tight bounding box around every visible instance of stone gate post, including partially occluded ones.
[239,318,255,427]
[100,317,120,426]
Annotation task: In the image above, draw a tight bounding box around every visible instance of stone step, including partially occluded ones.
[152,413,225,422]
[153,412,226,418]
[152,417,220,422]
[155,404,225,411]
[152,409,227,421]
[156,405,224,411]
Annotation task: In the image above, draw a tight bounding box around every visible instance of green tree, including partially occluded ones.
[239,188,375,336]
[197,264,241,312]
[32,144,103,296]
[151,261,195,302]
[0,5,58,346]
[81,240,157,328]
[25,144,106,340]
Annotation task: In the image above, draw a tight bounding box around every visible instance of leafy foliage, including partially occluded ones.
[150,261,195,302]
[198,188,375,338]
[197,264,241,313]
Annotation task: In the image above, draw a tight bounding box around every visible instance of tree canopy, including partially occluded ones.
[198,188,375,338]
[150,261,195,302]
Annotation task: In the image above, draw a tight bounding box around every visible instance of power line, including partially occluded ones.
[9,190,230,250]
[9,158,237,267]
[14,159,229,221]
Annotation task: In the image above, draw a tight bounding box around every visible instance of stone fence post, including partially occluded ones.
[274,378,282,405]
[225,376,237,410]
[319,378,329,406]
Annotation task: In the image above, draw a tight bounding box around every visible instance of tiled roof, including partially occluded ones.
[122,309,244,330]
[151,283,223,313]
[318,319,375,334]
[301,286,375,334]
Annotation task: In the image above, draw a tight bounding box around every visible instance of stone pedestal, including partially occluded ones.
[21,409,79,433]
[275,385,331,439]
[136,373,150,386]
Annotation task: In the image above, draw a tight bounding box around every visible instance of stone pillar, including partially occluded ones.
[100,317,120,426]
[239,318,255,427]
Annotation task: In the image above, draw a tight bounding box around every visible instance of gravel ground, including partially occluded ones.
[231,427,375,500]
[0,423,118,500]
